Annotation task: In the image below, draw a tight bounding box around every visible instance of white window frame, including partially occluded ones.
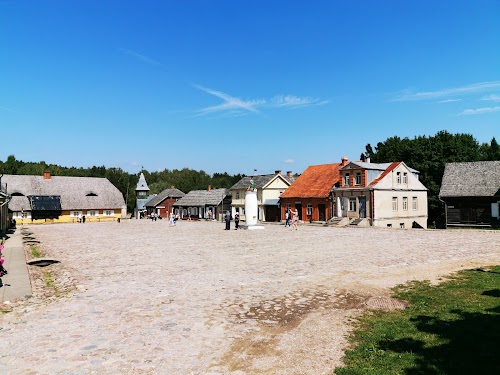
[103,210,114,217]
[306,204,313,215]
[403,172,408,184]
[355,172,362,185]
[236,192,240,199]
[412,197,418,210]
[349,198,356,212]
[396,172,401,184]
[71,211,83,217]
[87,210,99,217]
[402,197,408,211]
[344,173,350,186]
[392,197,398,211]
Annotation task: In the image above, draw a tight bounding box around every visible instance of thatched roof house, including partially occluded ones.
[3,171,126,222]
[439,161,500,227]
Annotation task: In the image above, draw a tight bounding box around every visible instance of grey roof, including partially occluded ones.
[3,174,126,212]
[173,188,228,207]
[135,172,149,192]
[230,174,294,190]
[343,161,419,174]
[145,188,185,207]
[439,161,500,198]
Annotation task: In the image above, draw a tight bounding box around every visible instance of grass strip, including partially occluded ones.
[336,266,500,374]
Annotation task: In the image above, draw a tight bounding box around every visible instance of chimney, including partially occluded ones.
[287,171,293,178]
[366,157,371,163]
[341,157,348,167]
[207,185,211,191]
[275,170,282,175]
[43,170,51,180]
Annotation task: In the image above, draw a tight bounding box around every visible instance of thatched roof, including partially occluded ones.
[145,188,185,207]
[173,188,228,207]
[439,161,500,198]
[3,174,126,211]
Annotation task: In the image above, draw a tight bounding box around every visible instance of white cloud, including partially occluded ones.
[118,48,163,66]
[193,85,327,116]
[283,159,295,163]
[270,95,327,108]
[194,85,264,115]
[438,99,462,103]
[394,81,500,101]
[459,106,500,115]
[481,94,500,102]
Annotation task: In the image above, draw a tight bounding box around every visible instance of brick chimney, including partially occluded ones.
[275,170,282,175]
[43,170,51,180]
[207,185,211,191]
[341,157,348,167]
[287,171,293,178]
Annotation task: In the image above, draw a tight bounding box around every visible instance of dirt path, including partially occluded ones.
[1,221,499,374]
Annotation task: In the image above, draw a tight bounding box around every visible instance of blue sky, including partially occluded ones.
[1,1,499,176]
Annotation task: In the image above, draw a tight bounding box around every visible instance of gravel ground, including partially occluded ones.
[1,220,499,374]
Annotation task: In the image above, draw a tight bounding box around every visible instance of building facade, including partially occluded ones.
[333,161,428,228]
[173,187,231,220]
[3,171,126,224]
[145,187,185,218]
[231,171,294,222]
[280,159,347,222]
[439,161,500,228]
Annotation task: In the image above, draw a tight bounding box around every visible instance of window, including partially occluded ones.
[193,207,198,215]
[103,210,114,216]
[349,198,357,211]
[355,172,362,185]
[402,197,408,211]
[396,172,401,184]
[392,197,398,211]
[344,173,350,186]
[236,192,240,199]
[86,192,98,197]
[71,211,83,217]
[306,204,313,215]
[400,223,405,229]
[403,173,408,184]
[412,197,418,210]
[14,211,31,219]
[87,210,99,217]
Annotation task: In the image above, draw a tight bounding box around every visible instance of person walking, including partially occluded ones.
[224,211,231,230]
[234,212,240,230]
[290,207,299,230]
[285,210,290,227]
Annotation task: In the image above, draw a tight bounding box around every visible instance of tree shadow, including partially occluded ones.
[379,306,500,374]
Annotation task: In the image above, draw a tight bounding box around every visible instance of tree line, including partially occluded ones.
[363,131,500,227]
[0,155,243,213]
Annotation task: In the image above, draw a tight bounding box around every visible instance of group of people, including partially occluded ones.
[224,211,240,230]
[285,208,299,230]
[77,213,86,223]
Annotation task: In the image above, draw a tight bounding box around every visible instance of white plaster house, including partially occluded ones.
[333,161,428,228]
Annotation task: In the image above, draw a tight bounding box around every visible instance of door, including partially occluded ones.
[295,203,302,220]
[359,197,366,218]
[318,204,326,221]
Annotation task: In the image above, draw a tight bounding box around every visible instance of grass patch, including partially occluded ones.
[30,244,42,258]
[43,271,55,288]
[336,266,500,374]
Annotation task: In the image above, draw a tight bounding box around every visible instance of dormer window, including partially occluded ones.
[11,192,25,196]
[344,173,350,187]
[86,193,98,197]
[355,172,362,185]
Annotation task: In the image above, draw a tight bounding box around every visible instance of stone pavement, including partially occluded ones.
[0,228,32,302]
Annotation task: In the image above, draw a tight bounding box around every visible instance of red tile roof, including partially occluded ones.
[368,161,401,187]
[280,163,342,198]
